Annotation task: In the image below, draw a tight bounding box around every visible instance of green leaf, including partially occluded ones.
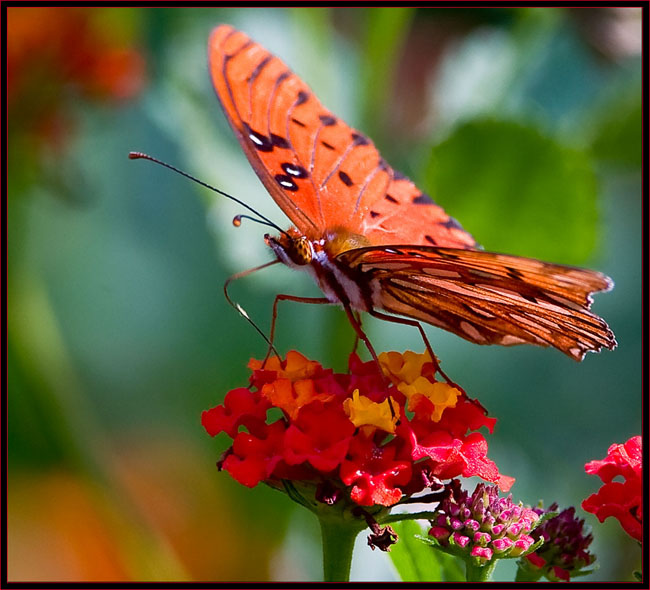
[389,520,464,582]
[424,118,599,265]
[589,85,642,168]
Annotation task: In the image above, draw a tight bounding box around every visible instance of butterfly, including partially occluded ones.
[207,24,616,362]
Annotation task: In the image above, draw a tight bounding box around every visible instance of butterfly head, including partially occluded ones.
[265,231,313,267]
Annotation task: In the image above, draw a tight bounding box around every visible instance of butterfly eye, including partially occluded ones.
[291,237,313,265]
[264,233,312,267]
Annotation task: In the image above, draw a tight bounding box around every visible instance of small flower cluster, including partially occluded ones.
[520,504,595,582]
[427,480,541,565]
[202,351,512,508]
[582,435,642,542]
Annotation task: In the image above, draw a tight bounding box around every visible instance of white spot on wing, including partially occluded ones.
[500,334,527,345]
[511,313,553,333]
[460,321,485,341]
[479,285,534,305]
[423,268,462,278]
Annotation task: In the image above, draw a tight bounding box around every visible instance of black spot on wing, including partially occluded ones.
[425,235,437,245]
[248,55,272,83]
[271,134,290,149]
[351,132,369,146]
[243,123,273,152]
[370,210,380,218]
[413,192,433,205]
[275,174,299,191]
[338,171,353,187]
[291,118,306,127]
[393,170,407,181]
[319,114,337,126]
[321,141,335,150]
[521,292,538,303]
[295,90,310,105]
[378,158,389,171]
[281,162,308,178]
[385,194,398,203]
[507,267,524,280]
[440,217,463,230]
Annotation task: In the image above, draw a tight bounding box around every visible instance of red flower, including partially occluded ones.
[397,419,513,491]
[202,387,270,438]
[340,434,412,506]
[284,402,355,472]
[219,421,286,488]
[582,435,642,542]
[203,351,510,509]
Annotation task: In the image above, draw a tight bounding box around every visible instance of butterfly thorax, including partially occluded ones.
[265,227,373,311]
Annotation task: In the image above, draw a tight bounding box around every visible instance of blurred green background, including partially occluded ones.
[7,6,641,582]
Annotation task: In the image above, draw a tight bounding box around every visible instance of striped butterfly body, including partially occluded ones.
[208,24,616,362]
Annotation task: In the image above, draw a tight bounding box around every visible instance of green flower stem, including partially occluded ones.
[318,516,361,582]
[465,559,498,582]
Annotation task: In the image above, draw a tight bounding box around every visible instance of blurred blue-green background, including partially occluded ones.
[8,6,642,582]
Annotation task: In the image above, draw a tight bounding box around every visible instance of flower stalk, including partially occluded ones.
[318,515,361,582]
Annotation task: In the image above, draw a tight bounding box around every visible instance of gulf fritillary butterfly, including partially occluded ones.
[207,24,616,362]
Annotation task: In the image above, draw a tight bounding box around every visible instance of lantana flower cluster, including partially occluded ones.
[427,480,542,566]
[202,350,512,508]
[520,504,595,582]
[582,435,642,542]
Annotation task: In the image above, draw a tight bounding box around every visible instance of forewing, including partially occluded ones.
[338,245,616,361]
[209,26,477,249]
[359,174,479,249]
[209,25,392,237]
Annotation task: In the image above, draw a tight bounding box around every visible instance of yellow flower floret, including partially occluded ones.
[398,378,460,422]
[343,389,399,434]
[378,350,436,385]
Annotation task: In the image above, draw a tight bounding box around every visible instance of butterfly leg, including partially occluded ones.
[264,294,332,365]
[367,310,465,393]
[342,306,398,417]
[342,304,381,366]
[368,310,487,412]
[351,311,362,357]
[224,260,282,356]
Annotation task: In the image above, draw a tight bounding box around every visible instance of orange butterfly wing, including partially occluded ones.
[209,24,615,361]
[208,24,476,249]
[337,245,616,360]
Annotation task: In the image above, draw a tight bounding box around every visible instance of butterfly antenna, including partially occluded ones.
[129,151,287,236]
[223,260,281,356]
[232,214,278,231]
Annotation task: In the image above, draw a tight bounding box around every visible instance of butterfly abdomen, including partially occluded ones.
[312,250,373,312]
